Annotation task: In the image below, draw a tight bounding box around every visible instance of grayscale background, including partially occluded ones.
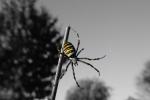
[38,0,150,100]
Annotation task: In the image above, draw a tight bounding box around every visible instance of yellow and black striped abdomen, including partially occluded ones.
[63,42,76,58]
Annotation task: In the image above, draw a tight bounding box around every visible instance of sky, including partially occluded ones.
[38,0,150,100]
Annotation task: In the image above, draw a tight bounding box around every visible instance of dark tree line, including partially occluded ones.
[0,0,62,100]
[126,61,150,100]
[65,78,111,100]
[136,61,150,100]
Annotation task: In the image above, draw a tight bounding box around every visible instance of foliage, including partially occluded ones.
[136,61,150,100]
[65,78,111,100]
[126,96,138,100]
[0,0,62,100]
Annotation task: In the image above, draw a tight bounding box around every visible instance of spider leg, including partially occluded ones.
[75,34,80,54]
[78,55,106,61]
[71,63,82,89]
[60,61,71,79]
[71,27,80,53]
[78,60,100,76]
[76,48,84,56]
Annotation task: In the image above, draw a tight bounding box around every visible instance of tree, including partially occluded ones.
[0,0,62,100]
[136,61,150,100]
[65,78,111,100]
[126,96,138,100]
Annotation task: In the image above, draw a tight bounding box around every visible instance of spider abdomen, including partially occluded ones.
[63,42,76,58]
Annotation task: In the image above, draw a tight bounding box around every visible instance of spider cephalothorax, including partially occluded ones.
[69,57,78,66]
[60,29,106,88]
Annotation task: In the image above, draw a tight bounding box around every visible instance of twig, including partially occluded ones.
[49,26,71,100]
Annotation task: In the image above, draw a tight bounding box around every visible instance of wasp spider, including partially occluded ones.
[60,28,106,88]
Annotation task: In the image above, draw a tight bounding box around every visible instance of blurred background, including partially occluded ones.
[0,0,150,100]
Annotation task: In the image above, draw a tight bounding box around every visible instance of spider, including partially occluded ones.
[59,28,106,88]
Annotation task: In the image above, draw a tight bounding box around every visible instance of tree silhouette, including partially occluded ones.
[136,61,150,100]
[65,78,111,100]
[0,0,62,100]
[126,96,138,100]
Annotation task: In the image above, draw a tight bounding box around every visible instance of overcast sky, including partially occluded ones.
[38,0,150,100]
